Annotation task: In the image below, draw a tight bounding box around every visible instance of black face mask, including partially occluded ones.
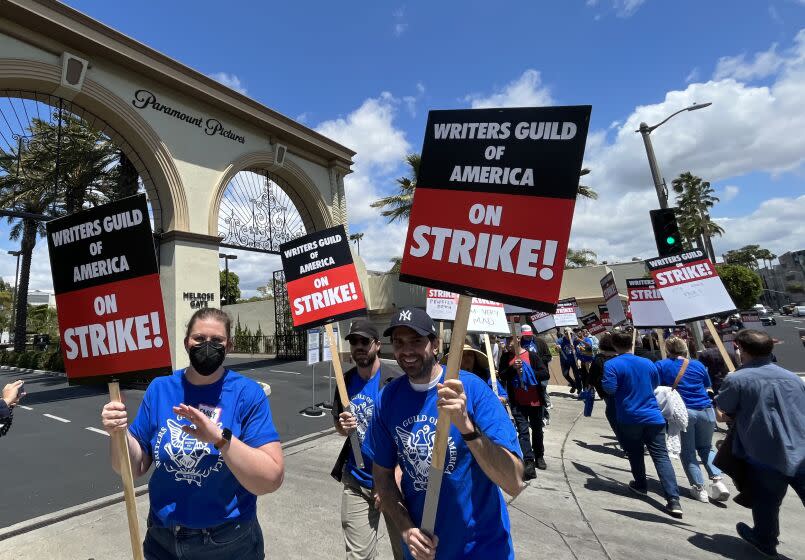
[188,341,226,376]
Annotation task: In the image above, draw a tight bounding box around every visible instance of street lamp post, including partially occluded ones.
[7,250,21,340]
[218,253,238,306]
[636,102,712,209]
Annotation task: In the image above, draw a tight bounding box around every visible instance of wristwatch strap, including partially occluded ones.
[214,427,232,450]
[461,423,481,442]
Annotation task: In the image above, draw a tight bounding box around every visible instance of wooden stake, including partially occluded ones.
[108,382,144,560]
[630,327,637,353]
[438,321,444,356]
[704,319,735,372]
[648,333,656,352]
[421,295,472,535]
[325,322,365,468]
[482,333,499,397]
[656,329,667,359]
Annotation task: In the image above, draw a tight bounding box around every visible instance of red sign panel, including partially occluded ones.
[399,106,591,313]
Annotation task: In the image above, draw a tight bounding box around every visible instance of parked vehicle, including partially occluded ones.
[782,303,796,315]
[759,310,777,326]
[794,306,805,317]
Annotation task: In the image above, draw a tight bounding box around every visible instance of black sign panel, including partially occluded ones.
[280,225,353,283]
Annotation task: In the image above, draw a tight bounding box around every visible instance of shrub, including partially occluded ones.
[4,352,19,367]
[17,351,41,369]
[43,350,65,373]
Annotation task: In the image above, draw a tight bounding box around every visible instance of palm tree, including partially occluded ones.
[565,248,597,268]
[349,232,364,255]
[756,248,777,269]
[388,257,402,274]
[671,172,724,260]
[372,155,598,223]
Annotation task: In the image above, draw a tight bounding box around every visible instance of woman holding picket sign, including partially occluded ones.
[101,308,284,559]
[656,337,729,504]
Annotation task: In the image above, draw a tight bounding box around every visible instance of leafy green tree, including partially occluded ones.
[26,305,59,338]
[0,290,13,335]
[565,249,597,268]
[716,264,763,310]
[671,172,724,259]
[219,270,241,305]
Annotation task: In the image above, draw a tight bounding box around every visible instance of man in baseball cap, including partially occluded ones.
[331,318,403,559]
[364,307,524,559]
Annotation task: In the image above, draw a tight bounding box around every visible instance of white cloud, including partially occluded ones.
[685,67,700,83]
[295,112,309,124]
[464,69,553,109]
[713,44,784,81]
[614,0,647,17]
[207,72,248,95]
[393,7,408,37]
[315,93,411,224]
[721,185,740,202]
[568,30,805,261]
[355,219,409,272]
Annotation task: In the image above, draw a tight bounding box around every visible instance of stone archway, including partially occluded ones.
[0,58,188,231]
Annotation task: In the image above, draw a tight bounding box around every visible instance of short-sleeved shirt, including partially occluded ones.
[557,337,576,365]
[364,369,522,559]
[577,337,595,363]
[656,358,712,410]
[602,354,664,425]
[714,359,805,477]
[332,367,385,489]
[129,369,280,528]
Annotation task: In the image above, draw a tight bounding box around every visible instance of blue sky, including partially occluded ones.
[3,0,805,294]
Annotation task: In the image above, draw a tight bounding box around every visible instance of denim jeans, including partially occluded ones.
[618,422,680,500]
[603,396,622,446]
[680,407,722,486]
[511,404,544,461]
[747,464,805,549]
[144,514,264,560]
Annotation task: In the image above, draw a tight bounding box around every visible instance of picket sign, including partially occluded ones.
[656,329,667,359]
[482,333,500,397]
[703,319,736,373]
[108,381,143,560]
[421,295,472,534]
[324,323,364,469]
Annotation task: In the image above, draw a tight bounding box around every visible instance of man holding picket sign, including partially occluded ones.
[379,105,590,557]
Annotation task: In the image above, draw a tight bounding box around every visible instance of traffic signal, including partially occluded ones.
[649,208,684,257]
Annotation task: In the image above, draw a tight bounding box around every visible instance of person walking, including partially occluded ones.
[520,325,553,425]
[365,307,523,559]
[499,338,551,479]
[714,329,805,558]
[602,330,683,518]
[101,308,284,560]
[587,333,622,452]
[697,332,738,394]
[656,337,729,503]
[556,329,582,394]
[443,341,508,406]
[331,319,403,560]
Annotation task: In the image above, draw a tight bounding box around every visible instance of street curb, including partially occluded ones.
[0,365,66,378]
[0,427,337,541]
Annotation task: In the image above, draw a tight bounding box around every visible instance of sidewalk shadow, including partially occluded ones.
[688,532,794,560]
[571,461,624,494]
[573,439,625,459]
[21,385,107,405]
[604,508,690,527]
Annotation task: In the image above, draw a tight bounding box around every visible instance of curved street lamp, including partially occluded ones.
[636,102,712,209]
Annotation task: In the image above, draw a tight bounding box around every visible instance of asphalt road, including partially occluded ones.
[767,314,805,372]
[0,356,362,529]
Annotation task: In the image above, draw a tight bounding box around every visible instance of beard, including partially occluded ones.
[353,349,377,368]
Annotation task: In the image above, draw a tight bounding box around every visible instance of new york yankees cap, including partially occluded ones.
[383,306,438,338]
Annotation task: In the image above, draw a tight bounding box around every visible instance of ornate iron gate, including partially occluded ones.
[272,269,305,360]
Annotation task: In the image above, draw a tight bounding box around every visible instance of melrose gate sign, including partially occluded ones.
[131,89,246,144]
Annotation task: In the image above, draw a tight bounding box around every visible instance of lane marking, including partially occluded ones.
[18,405,33,411]
[86,427,110,437]
[43,413,70,423]
[269,369,302,375]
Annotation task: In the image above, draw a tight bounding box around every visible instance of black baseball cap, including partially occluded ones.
[383,307,438,338]
[345,319,379,341]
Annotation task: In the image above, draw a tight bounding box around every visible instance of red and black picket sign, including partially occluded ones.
[279,225,367,330]
[580,312,606,335]
[46,194,172,385]
[598,304,612,327]
[399,106,591,313]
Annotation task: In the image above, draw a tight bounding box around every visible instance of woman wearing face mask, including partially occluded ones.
[100,308,284,559]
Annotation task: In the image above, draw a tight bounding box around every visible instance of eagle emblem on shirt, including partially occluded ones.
[156,417,223,486]
[395,422,457,492]
[351,395,375,443]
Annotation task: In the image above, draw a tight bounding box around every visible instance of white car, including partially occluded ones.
[794,306,805,317]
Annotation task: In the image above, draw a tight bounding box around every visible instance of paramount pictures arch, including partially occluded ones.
[0,0,355,367]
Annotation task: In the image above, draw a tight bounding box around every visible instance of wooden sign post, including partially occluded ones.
[108,381,144,560]
[630,327,637,353]
[325,323,364,468]
[421,295,472,534]
[656,329,667,359]
[704,319,736,372]
[482,333,500,397]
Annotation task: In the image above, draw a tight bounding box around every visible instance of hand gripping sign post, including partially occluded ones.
[279,224,367,467]
[399,105,590,535]
[46,194,172,560]
[627,278,676,328]
[601,272,628,327]
[646,249,737,370]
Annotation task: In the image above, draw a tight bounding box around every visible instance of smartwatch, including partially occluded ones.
[461,423,482,442]
[214,428,232,450]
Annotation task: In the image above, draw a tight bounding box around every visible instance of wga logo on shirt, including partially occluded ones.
[396,415,457,492]
[351,395,374,443]
[154,416,223,486]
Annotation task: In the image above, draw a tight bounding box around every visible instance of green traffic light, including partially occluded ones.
[666,236,676,245]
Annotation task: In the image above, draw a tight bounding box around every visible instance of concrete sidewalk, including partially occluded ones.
[2,387,803,559]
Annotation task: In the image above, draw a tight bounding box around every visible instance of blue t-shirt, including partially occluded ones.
[129,369,280,528]
[656,358,712,410]
[364,369,522,560]
[602,354,664,425]
[578,337,595,363]
[557,337,576,365]
[342,367,384,489]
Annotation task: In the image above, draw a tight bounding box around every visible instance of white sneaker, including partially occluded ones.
[689,484,709,503]
[708,478,730,502]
